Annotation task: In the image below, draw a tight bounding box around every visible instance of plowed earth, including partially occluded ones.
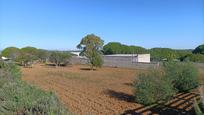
[21,64,204,115]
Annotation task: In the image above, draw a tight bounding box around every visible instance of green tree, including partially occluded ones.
[193,44,204,55]
[150,48,178,61]
[21,46,38,56]
[14,46,39,67]
[16,52,35,67]
[37,49,50,63]
[49,51,71,67]
[1,47,21,60]
[181,54,204,63]
[77,34,104,70]
[103,42,148,55]
[103,42,122,54]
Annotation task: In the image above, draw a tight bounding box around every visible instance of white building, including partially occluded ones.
[69,50,81,57]
[0,56,10,61]
[103,54,150,63]
[70,51,81,56]
[133,54,150,63]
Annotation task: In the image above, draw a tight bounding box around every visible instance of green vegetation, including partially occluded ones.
[149,48,178,61]
[0,61,71,115]
[194,99,203,115]
[18,47,39,67]
[181,54,204,63]
[194,86,204,115]
[1,43,203,64]
[37,49,50,63]
[103,42,204,63]
[134,62,200,105]
[1,46,72,67]
[193,44,204,55]
[49,51,71,67]
[1,46,42,67]
[164,62,200,92]
[103,42,148,54]
[1,47,21,60]
[134,71,175,105]
[77,34,104,70]
[21,46,39,57]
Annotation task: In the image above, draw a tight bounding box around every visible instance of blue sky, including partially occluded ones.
[0,0,203,50]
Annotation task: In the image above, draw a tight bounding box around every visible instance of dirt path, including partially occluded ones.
[21,64,204,115]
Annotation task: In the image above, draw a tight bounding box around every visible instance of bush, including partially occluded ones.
[0,80,70,115]
[164,62,200,92]
[0,62,21,80]
[0,61,71,114]
[133,71,175,105]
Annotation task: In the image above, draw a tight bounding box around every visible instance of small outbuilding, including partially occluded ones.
[103,54,150,63]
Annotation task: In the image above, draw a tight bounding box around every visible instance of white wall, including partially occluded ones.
[137,54,150,63]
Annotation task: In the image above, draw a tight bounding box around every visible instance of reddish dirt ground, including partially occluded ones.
[21,64,204,115]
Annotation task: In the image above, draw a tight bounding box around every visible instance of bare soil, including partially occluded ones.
[21,64,204,115]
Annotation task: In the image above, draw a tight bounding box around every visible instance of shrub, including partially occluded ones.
[0,62,21,80]
[164,62,200,92]
[133,71,175,105]
[193,86,204,115]
[181,54,204,63]
[0,61,71,114]
[0,80,70,115]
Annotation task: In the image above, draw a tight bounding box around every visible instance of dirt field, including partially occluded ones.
[21,64,204,115]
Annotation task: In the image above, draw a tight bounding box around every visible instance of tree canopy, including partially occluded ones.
[21,46,38,56]
[193,44,204,55]
[1,47,21,60]
[150,48,179,61]
[103,42,194,62]
[103,42,147,55]
[77,34,104,70]
[49,51,71,67]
